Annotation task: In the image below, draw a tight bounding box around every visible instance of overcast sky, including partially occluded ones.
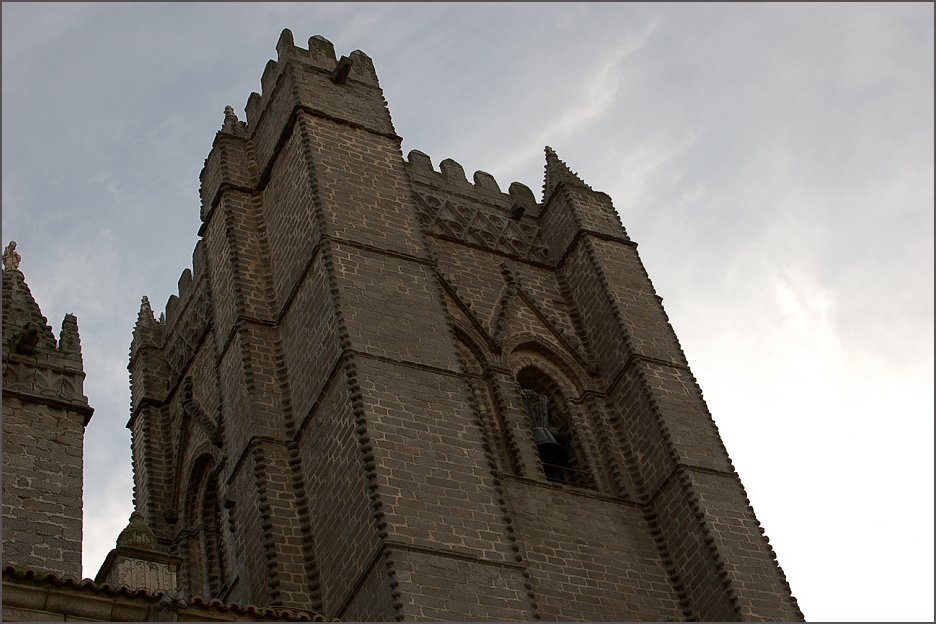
[2,3,933,621]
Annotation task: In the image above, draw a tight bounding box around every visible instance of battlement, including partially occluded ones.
[405,150,551,264]
[129,239,211,415]
[243,29,392,176]
[198,30,395,228]
[244,29,380,129]
[162,241,208,335]
[405,149,539,217]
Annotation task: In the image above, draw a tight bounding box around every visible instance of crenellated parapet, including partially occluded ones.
[244,30,381,127]
[405,146,630,268]
[244,30,382,127]
[405,150,547,263]
[164,243,208,339]
[200,28,395,220]
[159,258,211,401]
[130,240,213,416]
[127,239,220,549]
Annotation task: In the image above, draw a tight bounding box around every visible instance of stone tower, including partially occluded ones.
[126,30,802,621]
[2,242,93,579]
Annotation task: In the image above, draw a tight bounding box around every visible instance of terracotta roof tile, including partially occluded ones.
[2,565,327,621]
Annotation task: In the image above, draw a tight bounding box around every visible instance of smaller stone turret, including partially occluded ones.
[2,241,93,579]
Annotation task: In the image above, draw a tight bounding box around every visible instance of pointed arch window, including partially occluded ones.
[517,368,594,489]
[184,456,226,599]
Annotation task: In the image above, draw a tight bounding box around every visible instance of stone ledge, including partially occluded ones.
[1,605,65,621]
[1,581,49,609]
[45,589,115,620]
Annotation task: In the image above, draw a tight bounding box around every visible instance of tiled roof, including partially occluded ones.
[2,565,327,621]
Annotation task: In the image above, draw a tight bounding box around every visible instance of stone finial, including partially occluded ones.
[221,106,247,137]
[543,146,592,201]
[221,105,246,136]
[2,251,58,352]
[58,313,82,361]
[134,296,156,333]
[132,296,162,357]
[139,295,153,319]
[116,512,158,551]
[3,240,21,271]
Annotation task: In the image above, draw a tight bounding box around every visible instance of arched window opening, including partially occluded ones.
[200,476,225,598]
[517,368,594,489]
[184,455,225,599]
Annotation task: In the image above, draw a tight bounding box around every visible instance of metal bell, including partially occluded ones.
[533,427,566,465]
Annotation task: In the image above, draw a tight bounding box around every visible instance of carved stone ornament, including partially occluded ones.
[116,511,159,551]
[3,240,21,271]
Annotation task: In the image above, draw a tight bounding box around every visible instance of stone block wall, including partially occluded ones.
[2,397,86,578]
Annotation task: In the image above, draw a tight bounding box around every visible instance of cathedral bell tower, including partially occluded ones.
[126,29,802,621]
